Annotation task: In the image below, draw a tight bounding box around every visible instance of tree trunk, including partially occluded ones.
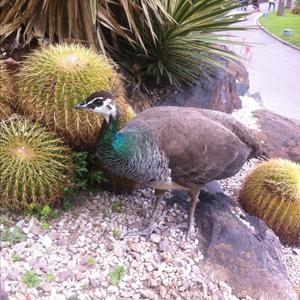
[286,0,292,8]
[277,0,285,15]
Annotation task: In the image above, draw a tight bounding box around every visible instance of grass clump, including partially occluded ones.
[45,273,56,282]
[259,10,300,47]
[108,265,126,286]
[1,226,27,244]
[22,271,40,288]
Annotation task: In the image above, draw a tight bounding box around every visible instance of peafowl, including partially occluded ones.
[74,91,266,237]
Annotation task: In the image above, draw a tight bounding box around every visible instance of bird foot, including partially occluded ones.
[124,211,167,239]
[124,222,158,239]
[164,221,197,240]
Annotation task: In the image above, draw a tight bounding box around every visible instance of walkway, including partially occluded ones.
[229,3,300,120]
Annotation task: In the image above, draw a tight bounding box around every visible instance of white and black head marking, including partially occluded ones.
[74,91,117,122]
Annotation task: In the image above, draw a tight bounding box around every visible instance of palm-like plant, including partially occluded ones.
[0,0,246,88]
[112,0,247,87]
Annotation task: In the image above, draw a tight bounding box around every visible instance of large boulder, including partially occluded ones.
[158,59,248,113]
[253,109,300,163]
[168,189,298,300]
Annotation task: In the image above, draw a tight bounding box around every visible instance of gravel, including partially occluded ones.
[1,98,299,299]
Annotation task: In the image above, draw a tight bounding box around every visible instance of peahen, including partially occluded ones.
[74,91,266,237]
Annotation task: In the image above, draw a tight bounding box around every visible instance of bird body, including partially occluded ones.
[74,91,264,237]
[97,106,261,190]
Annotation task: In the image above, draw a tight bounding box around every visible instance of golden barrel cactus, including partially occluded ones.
[0,118,73,212]
[239,159,300,245]
[0,60,14,120]
[17,44,134,149]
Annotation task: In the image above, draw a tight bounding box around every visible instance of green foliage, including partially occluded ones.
[111,0,246,88]
[293,1,300,14]
[26,203,53,221]
[11,252,22,262]
[87,256,97,266]
[0,118,73,212]
[111,202,122,213]
[22,271,40,288]
[0,215,11,226]
[65,151,107,195]
[45,273,56,282]
[1,226,27,244]
[112,228,121,239]
[239,159,300,246]
[108,265,126,286]
[259,10,300,48]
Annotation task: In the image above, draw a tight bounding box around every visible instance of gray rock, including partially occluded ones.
[75,272,85,281]
[150,233,161,244]
[40,282,52,292]
[141,289,158,300]
[159,286,168,299]
[158,240,170,252]
[58,271,73,282]
[193,191,298,300]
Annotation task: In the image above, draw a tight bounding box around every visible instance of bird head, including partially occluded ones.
[74,91,117,123]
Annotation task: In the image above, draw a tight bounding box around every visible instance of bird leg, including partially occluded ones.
[125,189,166,238]
[186,189,201,238]
[164,188,201,239]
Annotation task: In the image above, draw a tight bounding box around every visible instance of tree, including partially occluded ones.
[277,0,285,15]
[286,0,292,8]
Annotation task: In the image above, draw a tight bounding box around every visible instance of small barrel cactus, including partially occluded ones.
[0,118,73,212]
[0,61,14,120]
[239,159,300,245]
[17,44,134,149]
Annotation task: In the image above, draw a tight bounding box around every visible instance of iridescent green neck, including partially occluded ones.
[98,114,120,146]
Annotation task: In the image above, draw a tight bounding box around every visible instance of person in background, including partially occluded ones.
[268,0,276,11]
[252,0,260,11]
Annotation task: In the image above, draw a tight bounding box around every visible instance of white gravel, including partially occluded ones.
[1,97,299,299]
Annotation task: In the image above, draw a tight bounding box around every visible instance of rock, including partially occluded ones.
[158,240,170,252]
[253,109,300,163]
[58,271,73,282]
[219,281,232,295]
[150,234,161,244]
[40,282,52,292]
[75,272,85,281]
[128,241,143,253]
[159,286,168,299]
[41,235,53,248]
[30,224,43,236]
[158,59,246,114]
[0,279,9,300]
[141,289,158,300]
[193,191,298,300]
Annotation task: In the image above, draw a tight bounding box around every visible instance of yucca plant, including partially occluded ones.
[239,159,300,246]
[0,118,73,212]
[17,44,134,149]
[111,0,247,88]
[0,60,14,120]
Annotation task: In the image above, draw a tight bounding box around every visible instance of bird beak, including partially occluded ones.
[74,103,86,110]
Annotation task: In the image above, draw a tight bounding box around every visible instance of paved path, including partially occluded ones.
[229,3,300,120]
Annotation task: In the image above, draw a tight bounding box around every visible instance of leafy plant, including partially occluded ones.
[112,228,121,239]
[11,252,22,262]
[22,271,40,288]
[111,202,122,213]
[108,265,126,286]
[109,0,247,88]
[87,256,97,266]
[45,273,56,282]
[1,226,27,244]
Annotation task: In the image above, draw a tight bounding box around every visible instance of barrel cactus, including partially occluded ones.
[0,118,73,212]
[0,60,14,120]
[239,159,300,245]
[17,44,133,149]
